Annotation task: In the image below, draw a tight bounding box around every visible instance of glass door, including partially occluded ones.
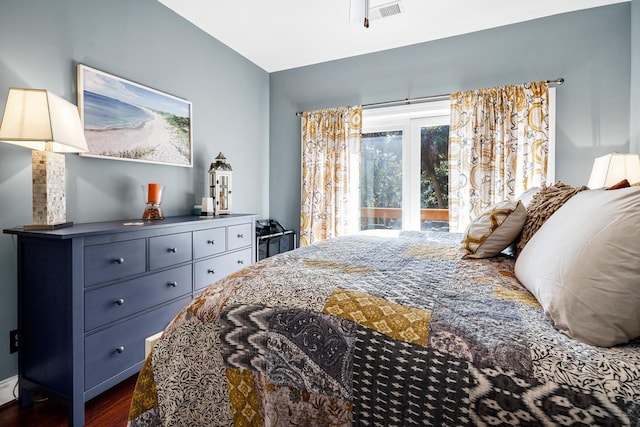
[415,120,449,231]
[360,129,404,230]
[359,100,450,232]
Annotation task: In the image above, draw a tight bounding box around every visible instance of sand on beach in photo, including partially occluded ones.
[84,108,190,165]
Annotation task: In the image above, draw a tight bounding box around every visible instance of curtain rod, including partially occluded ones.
[295,77,564,117]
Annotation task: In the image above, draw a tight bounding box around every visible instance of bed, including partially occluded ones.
[128,186,640,426]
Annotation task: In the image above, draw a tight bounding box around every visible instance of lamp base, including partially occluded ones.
[32,150,68,226]
[24,221,73,231]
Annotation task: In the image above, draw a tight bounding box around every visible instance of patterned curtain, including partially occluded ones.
[300,106,362,246]
[448,81,549,232]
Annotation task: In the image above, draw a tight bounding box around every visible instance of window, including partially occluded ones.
[360,100,451,232]
[357,88,556,234]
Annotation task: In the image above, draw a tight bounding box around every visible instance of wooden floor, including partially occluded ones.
[0,375,137,427]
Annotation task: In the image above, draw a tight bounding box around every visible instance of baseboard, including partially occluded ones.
[0,375,17,407]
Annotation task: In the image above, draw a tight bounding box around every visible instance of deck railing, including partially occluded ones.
[360,207,449,229]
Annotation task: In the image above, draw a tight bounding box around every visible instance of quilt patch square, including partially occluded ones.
[219,304,273,374]
[470,365,632,426]
[256,376,353,427]
[323,288,431,346]
[352,327,470,426]
[267,308,357,399]
[226,368,263,427]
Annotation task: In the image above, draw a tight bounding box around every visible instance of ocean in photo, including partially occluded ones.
[83,91,152,131]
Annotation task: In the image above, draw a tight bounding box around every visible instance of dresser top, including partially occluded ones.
[3,214,257,240]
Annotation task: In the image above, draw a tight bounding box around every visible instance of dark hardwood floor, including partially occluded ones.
[0,375,137,427]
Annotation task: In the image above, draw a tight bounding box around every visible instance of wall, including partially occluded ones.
[0,0,269,380]
[631,0,640,152]
[269,4,632,234]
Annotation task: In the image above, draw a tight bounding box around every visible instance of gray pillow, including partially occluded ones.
[514,187,640,347]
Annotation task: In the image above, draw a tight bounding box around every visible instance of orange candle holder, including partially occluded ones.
[141,183,164,220]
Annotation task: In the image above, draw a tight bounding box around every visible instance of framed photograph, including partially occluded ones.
[77,64,193,167]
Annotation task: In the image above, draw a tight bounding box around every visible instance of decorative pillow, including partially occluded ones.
[516,186,540,208]
[515,187,640,347]
[499,187,541,257]
[516,181,588,253]
[460,200,526,258]
[608,179,630,190]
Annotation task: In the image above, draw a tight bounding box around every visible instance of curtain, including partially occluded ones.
[300,106,362,246]
[448,81,549,232]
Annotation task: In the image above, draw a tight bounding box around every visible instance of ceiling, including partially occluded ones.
[158,0,627,73]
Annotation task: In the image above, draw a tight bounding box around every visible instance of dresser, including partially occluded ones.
[3,214,256,426]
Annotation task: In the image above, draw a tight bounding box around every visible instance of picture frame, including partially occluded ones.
[77,64,193,167]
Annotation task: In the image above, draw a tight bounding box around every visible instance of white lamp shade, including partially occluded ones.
[587,152,640,188]
[0,87,88,153]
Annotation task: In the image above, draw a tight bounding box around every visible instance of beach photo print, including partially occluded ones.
[77,64,192,166]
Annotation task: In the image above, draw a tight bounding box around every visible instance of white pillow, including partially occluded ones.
[460,200,526,258]
[516,186,540,208]
[515,187,640,347]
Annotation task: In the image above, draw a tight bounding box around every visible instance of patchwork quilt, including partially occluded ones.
[128,231,640,426]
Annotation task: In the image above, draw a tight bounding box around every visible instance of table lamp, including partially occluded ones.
[0,87,88,229]
[587,152,640,189]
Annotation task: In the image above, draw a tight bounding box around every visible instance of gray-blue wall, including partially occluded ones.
[631,0,640,152]
[269,3,632,234]
[0,0,269,380]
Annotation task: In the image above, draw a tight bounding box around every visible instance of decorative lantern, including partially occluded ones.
[208,152,233,215]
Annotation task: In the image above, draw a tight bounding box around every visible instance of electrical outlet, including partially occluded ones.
[9,330,18,354]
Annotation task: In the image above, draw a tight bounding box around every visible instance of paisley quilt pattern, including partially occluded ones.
[129,231,640,426]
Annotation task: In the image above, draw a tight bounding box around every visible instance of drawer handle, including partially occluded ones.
[115,298,125,306]
[237,260,244,265]
[116,346,125,354]
[169,281,178,288]
[237,233,244,239]
[168,247,178,253]
[207,240,215,245]
[207,268,215,274]
[114,257,125,264]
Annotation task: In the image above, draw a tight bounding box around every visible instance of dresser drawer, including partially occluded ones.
[227,247,252,276]
[149,232,192,270]
[194,248,252,291]
[84,296,189,391]
[85,239,146,286]
[194,256,226,291]
[228,223,252,251]
[84,264,192,331]
[193,227,226,259]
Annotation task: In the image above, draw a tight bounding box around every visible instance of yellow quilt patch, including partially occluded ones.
[323,289,430,346]
[404,243,459,260]
[128,355,158,421]
[303,259,373,274]
[493,286,541,309]
[226,368,262,427]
